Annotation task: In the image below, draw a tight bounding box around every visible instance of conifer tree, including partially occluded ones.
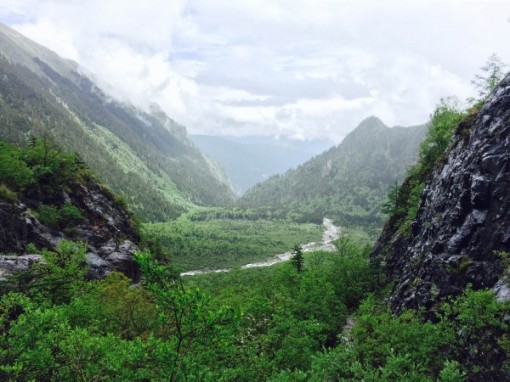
[292,244,304,273]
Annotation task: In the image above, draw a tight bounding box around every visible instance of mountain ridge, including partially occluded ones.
[239,117,427,228]
[191,134,332,194]
[0,22,234,221]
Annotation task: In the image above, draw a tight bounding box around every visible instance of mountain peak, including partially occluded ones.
[357,116,387,129]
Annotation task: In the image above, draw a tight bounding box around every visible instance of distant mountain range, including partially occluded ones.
[239,117,427,229]
[190,135,332,194]
[0,22,430,228]
[0,22,234,221]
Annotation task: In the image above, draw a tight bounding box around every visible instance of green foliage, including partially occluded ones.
[0,137,89,203]
[380,180,401,216]
[240,118,427,229]
[23,137,81,192]
[143,218,322,271]
[185,206,307,223]
[0,229,507,380]
[309,289,510,381]
[0,53,234,222]
[0,184,17,203]
[384,99,466,232]
[440,288,510,380]
[135,252,239,380]
[417,99,465,174]
[36,204,60,228]
[291,244,304,273]
[472,53,507,101]
[0,142,34,192]
[37,203,82,230]
[439,361,466,382]
[7,240,89,305]
[0,307,179,381]
[186,232,377,377]
[63,272,158,339]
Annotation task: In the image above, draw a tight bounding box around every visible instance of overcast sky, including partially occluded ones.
[0,0,509,142]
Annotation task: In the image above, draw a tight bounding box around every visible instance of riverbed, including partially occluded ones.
[180,217,340,276]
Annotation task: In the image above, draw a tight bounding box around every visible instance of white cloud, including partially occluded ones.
[0,0,509,142]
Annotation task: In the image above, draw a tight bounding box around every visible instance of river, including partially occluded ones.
[180,217,340,277]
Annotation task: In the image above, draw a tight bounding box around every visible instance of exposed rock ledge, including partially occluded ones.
[0,174,140,281]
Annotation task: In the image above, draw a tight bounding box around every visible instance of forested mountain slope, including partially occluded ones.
[0,23,234,221]
[191,134,332,194]
[240,116,427,228]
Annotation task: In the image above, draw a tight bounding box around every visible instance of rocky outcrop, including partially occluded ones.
[0,174,141,281]
[372,73,510,314]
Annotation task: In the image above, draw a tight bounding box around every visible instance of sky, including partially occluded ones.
[0,0,509,143]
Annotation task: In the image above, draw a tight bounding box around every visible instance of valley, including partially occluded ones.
[0,8,509,382]
[180,217,341,276]
[143,216,323,272]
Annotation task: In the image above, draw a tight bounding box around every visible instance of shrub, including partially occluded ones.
[38,203,83,230]
[383,99,465,232]
[0,142,34,191]
[58,203,83,227]
[37,204,60,229]
[0,184,17,203]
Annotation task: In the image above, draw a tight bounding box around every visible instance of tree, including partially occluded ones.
[134,252,237,381]
[472,53,507,100]
[381,180,400,215]
[292,244,304,273]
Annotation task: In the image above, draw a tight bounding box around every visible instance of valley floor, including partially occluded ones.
[181,217,341,276]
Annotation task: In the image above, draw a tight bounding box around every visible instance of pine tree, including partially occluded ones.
[472,53,507,100]
[292,244,304,273]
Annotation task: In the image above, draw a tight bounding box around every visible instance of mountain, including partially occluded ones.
[0,23,234,222]
[239,117,427,228]
[372,73,510,315]
[190,134,332,194]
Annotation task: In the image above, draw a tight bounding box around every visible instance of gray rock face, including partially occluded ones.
[372,73,510,314]
[0,254,42,281]
[0,174,141,281]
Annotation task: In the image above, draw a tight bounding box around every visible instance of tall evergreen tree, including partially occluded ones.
[292,244,304,273]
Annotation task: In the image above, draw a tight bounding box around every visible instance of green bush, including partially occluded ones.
[0,142,34,192]
[58,203,83,226]
[38,203,82,230]
[309,289,509,381]
[383,99,465,232]
[0,184,17,203]
[37,204,60,229]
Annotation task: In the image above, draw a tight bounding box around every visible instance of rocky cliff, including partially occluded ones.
[0,173,141,282]
[372,73,510,314]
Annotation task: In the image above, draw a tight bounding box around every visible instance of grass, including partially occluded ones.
[142,218,323,272]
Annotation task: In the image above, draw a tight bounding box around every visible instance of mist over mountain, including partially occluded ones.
[191,134,332,194]
[0,22,234,221]
[240,117,427,228]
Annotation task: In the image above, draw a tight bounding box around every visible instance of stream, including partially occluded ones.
[180,217,340,277]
